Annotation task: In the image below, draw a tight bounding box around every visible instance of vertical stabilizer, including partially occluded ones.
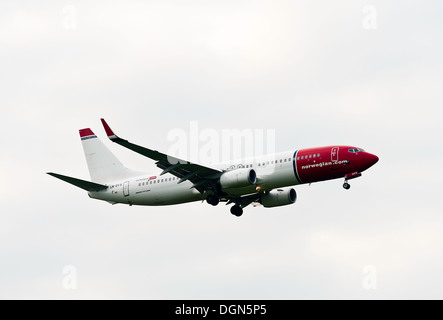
[79,128,143,183]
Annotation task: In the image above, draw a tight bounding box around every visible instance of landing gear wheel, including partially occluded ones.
[230,205,243,217]
[206,195,220,206]
[343,182,351,190]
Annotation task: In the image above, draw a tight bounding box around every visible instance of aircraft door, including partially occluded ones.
[331,147,339,162]
[123,181,130,197]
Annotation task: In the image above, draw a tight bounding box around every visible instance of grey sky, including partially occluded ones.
[1,0,442,299]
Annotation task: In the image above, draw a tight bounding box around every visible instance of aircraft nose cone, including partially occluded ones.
[366,153,379,167]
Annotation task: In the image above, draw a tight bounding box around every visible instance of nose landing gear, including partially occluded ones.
[343,172,361,190]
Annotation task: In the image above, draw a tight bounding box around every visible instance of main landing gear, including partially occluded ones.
[207,194,243,217]
[343,182,351,190]
[230,205,243,217]
[206,194,220,206]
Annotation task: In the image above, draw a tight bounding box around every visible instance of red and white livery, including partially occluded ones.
[48,119,379,217]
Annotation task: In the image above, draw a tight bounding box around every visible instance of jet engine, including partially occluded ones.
[261,187,297,208]
[219,168,257,189]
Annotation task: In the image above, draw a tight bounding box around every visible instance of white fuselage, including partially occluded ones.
[48,120,379,216]
[89,150,299,206]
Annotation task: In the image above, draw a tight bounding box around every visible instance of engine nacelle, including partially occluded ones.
[261,187,297,208]
[219,168,257,189]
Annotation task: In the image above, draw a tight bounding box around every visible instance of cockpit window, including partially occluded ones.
[348,148,365,153]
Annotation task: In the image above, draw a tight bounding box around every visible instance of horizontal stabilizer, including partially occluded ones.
[47,172,108,192]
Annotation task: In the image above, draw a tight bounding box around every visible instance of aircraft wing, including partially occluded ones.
[100,119,223,193]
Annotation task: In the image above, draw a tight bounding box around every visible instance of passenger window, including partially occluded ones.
[284,159,287,162]
[313,154,316,158]
[317,153,320,157]
[309,155,312,158]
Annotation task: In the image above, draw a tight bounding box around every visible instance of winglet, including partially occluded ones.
[100,118,118,140]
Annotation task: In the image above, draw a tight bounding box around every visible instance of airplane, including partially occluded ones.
[47,119,379,217]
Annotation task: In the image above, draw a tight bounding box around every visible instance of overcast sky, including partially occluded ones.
[1,0,442,299]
